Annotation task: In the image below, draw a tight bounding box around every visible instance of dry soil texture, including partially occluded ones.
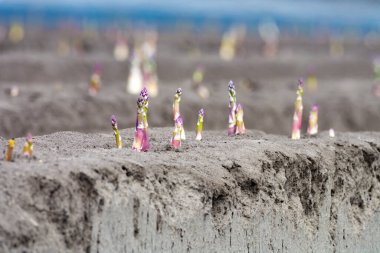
[0,128,380,253]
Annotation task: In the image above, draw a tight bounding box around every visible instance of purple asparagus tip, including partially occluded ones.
[198,108,205,116]
[228,80,235,90]
[176,88,183,96]
[175,115,183,125]
[298,78,304,87]
[140,87,149,101]
[111,115,117,126]
[26,133,32,141]
[312,104,319,111]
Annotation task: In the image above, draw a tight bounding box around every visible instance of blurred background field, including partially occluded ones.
[0,0,379,138]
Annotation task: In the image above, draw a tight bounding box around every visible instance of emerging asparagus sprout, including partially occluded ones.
[173,88,182,119]
[140,87,150,131]
[171,116,183,149]
[113,36,129,62]
[197,85,210,99]
[127,48,143,95]
[132,88,150,152]
[142,59,158,97]
[192,65,210,99]
[228,80,237,136]
[111,115,122,149]
[4,138,15,161]
[329,128,335,138]
[228,80,245,136]
[88,64,102,96]
[173,88,186,140]
[192,65,204,88]
[306,67,318,93]
[22,133,33,158]
[138,33,159,97]
[196,108,205,141]
[140,86,149,103]
[291,79,304,140]
[235,103,246,134]
[307,105,319,135]
[219,29,237,61]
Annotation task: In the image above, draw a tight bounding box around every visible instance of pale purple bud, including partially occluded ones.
[111,115,117,127]
[140,87,149,101]
[228,80,235,91]
[298,78,304,87]
[198,108,205,116]
[26,133,32,141]
[175,115,183,125]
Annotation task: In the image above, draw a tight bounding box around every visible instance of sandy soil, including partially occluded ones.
[0,28,379,138]
[0,128,379,252]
